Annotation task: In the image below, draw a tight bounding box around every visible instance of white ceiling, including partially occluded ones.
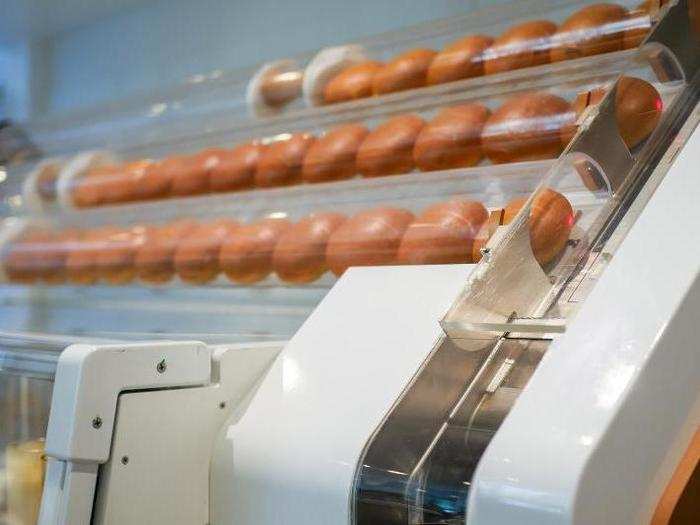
[0,0,150,44]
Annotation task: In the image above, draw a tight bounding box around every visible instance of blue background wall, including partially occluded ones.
[1,0,503,119]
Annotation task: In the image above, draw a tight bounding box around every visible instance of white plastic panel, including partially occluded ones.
[45,341,210,463]
[211,264,472,525]
[93,342,281,525]
[467,104,700,525]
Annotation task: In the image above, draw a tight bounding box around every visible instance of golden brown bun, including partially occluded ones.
[413,104,490,171]
[207,143,261,193]
[174,219,238,284]
[95,226,152,285]
[36,165,60,202]
[260,68,302,107]
[134,159,173,201]
[71,176,101,208]
[167,153,211,196]
[38,229,81,284]
[109,162,141,204]
[571,77,661,150]
[356,114,425,177]
[372,49,438,95]
[323,61,383,104]
[427,35,494,85]
[135,220,198,284]
[140,155,204,199]
[503,197,528,224]
[622,1,653,49]
[302,124,369,183]
[503,189,574,265]
[482,92,574,164]
[397,200,488,264]
[73,166,114,207]
[614,76,662,149]
[219,218,291,284]
[326,207,414,276]
[81,161,150,206]
[484,20,557,75]
[3,229,54,283]
[71,164,128,208]
[255,133,316,188]
[112,160,152,204]
[635,0,654,12]
[550,3,628,62]
[65,227,120,285]
[71,171,104,208]
[273,212,346,283]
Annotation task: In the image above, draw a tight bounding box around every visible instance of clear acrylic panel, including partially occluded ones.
[352,337,548,525]
[443,45,688,341]
[353,2,700,523]
[1,69,678,290]
[0,335,67,525]
[17,0,656,162]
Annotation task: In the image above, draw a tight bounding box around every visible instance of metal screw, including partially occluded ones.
[121,455,129,465]
[219,401,226,409]
[156,359,167,374]
[92,416,102,429]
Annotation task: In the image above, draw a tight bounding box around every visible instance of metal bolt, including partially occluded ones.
[121,455,129,465]
[219,401,226,409]
[156,359,167,374]
[92,416,102,429]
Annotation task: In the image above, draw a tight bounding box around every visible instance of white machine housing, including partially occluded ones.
[6,1,699,524]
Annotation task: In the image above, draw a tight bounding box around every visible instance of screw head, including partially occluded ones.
[121,455,129,465]
[156,359,167,374]
[219,401,226,409]
[92,416,102,429]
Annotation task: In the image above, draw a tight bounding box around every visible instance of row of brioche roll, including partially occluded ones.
[69,76,661,208]
[3,189,574,286]
[322,2,653,104]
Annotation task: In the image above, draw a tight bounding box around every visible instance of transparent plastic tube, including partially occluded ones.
[34,71,668,211]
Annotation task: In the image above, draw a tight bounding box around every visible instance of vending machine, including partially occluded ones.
[0,0,698,523]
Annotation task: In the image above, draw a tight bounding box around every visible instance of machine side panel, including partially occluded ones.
[92,342,281,525]
[468,116,700,524]
[210,264,472,525]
